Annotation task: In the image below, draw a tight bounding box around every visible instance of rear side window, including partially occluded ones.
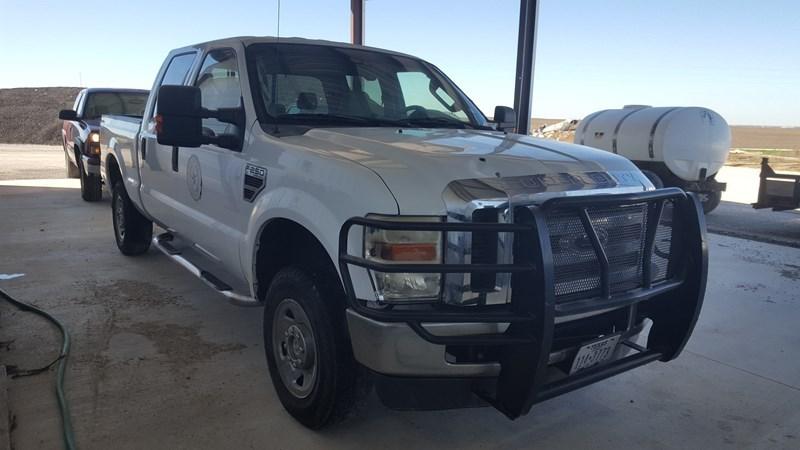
[149,52,197,122]
[161,53,196,86]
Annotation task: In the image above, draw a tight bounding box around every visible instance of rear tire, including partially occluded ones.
[699,190,722,214]
[65,148,79,178]
[263,267,370,429]
[641,170,664,189]
[78,155,102,202]
[111,180,152,255]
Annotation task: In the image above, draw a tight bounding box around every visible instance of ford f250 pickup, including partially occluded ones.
[100,37,708,429]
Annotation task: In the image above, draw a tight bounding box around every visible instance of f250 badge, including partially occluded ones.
[243,164,267,202]
[187,155,202,201]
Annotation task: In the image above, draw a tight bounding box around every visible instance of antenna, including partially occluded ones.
[276,0,281,40]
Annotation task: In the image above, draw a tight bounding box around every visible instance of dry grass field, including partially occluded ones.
[532,118,800,172]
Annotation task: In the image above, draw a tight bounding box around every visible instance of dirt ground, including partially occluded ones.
[0,87,81,145]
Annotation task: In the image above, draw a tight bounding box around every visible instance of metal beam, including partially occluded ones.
[513,0,539,134]
[351,0,364,45]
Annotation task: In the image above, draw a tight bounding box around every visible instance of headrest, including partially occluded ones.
[297,92,318,110]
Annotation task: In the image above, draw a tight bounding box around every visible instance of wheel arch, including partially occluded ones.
[253,217,343,303]
[106,153,122,188]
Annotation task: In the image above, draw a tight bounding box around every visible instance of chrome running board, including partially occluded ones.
[152,233,261,307]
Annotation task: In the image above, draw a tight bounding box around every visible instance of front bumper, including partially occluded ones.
[340,188,708,418]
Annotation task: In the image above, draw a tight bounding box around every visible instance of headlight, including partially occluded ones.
[89,132,100,143]
[364,216,442,303]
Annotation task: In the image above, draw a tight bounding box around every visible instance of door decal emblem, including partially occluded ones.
[187,155,203,201]
[243,164,267,202]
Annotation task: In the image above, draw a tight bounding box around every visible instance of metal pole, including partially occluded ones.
[513,0,539,134]
[351,0,364,45]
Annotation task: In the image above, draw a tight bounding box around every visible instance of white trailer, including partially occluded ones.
[575,105,731,213]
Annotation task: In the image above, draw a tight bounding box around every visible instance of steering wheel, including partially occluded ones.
[403,105,427,118]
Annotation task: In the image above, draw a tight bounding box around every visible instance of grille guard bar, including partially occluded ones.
[338,187,708,418]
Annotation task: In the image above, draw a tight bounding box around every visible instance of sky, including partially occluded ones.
[1,0,798,126]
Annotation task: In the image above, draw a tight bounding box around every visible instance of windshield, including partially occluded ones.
[246,43,489,129]
[82,92,148,119]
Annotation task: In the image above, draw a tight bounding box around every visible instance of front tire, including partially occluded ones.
[263,267,369,429]
[78,155,102,202]
[111,180,152,255]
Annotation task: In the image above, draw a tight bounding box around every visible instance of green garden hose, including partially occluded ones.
[0,287,75,450]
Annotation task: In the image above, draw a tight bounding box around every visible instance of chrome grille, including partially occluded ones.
[545,202,671,302]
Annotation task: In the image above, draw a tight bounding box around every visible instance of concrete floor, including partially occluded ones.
[0,150,799,449]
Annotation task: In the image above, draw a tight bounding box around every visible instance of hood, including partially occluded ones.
[84,119,101,133]
[282,128,648,214]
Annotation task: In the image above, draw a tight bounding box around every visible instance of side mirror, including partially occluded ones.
[156,85,244,150]
[59,109,78,121]
[156,85,206,148]
[493,106,516,132]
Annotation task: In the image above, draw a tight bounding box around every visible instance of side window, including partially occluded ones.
[161,53,196,86]
[195,48,242,137]
[345,75,383,115]
[264,74,328,115]
[148,52,197,121]
[397,71,468,121]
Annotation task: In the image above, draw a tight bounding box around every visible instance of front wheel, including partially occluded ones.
[111,180,152,255]
[263,267,369,429]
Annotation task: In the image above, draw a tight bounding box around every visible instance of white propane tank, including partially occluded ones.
[574,106,731,182]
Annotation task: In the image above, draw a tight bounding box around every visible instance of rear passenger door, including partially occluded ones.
[138,51,198,229]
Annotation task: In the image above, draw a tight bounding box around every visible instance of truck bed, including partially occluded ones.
[99,114,144,192]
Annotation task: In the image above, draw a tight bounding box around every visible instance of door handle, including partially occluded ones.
[140,138,147,160]
[172,146,179,172]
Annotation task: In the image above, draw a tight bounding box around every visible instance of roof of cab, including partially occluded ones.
[170,36,418,60]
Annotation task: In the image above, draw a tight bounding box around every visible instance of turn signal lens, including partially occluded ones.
[376,242,438,262]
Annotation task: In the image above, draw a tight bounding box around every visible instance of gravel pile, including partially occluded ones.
[0,87,81,145]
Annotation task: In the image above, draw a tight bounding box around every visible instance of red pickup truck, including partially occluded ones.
[59,88,148,201]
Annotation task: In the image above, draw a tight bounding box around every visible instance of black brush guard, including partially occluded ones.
[338,187,708,418]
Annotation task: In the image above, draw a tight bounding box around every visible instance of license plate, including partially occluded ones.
[569,334,621,374]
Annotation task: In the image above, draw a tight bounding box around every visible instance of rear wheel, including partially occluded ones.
[111,180,152,255]
[78,154,102,202]
[698,190,722,214]
[64,148,79,178]
[263,267,369,429]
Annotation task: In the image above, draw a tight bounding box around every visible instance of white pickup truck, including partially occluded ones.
[100,36,708,428]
